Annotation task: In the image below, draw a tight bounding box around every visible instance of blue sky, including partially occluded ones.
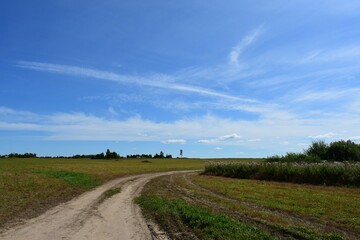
[1,1,360,158]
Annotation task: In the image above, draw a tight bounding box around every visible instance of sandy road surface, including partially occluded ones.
[0,171,193,240]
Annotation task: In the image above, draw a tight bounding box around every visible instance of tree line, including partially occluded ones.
[267,140,360,163]
[1,149,173,159]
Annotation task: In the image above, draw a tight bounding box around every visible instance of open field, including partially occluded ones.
[0,157,258,229]
[137,172,359,240]
[3,157,358,239]
[0,157,203,229]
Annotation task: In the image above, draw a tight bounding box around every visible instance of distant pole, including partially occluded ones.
[180,149,183,158]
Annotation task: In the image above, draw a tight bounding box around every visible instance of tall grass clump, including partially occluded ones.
[204,161,360,186]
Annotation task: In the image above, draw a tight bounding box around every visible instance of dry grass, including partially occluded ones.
[0,157,205,228]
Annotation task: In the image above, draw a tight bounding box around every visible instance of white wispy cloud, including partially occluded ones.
[229,26,263,66]
[299,46,360,64]
[248,139,261,142]
[349,136,360,140]
[197,133,241,145]
[219,133,241,140]
[215,147,222,150]
[309,132,336,139]
[162,139,186,144]
[108,107,118,116]
[197,139,214,144]
[293,88,360,102]
[16,61,255,103]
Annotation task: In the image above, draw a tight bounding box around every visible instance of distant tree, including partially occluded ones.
[7,152,37,158]
[305,140,328,160]
[105,149,120,159]
[180,149,183,158]
[327,140,360,162]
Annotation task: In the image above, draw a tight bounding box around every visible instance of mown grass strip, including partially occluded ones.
[136,195,275,240]
[204,161,360,186]
[37,171,102,190]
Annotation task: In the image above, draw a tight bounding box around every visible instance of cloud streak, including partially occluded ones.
[17,61,255,102]
[229,26,263,66]
[162,139,186,144]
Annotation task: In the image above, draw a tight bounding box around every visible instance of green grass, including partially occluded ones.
[204,161,360,186]
[36,171,102,190]
[136,195,275,240]
[104,187,121,198]
[193,175,360,236]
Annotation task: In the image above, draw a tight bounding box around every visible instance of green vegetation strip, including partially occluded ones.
[136,195,275,240]
[104,187,121,198]
[204,161,360,186]
[37,171,102,190]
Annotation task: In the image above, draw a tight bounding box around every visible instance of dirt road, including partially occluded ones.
[0,171,191,240]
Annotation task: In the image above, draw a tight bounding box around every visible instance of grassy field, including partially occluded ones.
[0,157,258,229]
[137,172,359,240]
[0,157,205,228]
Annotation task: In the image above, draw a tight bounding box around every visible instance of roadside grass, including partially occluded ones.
[193,175,360,237]
[136,195,275,240]
[137,173,351,239]
[0,157,205,228]
[204,161,360,186]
